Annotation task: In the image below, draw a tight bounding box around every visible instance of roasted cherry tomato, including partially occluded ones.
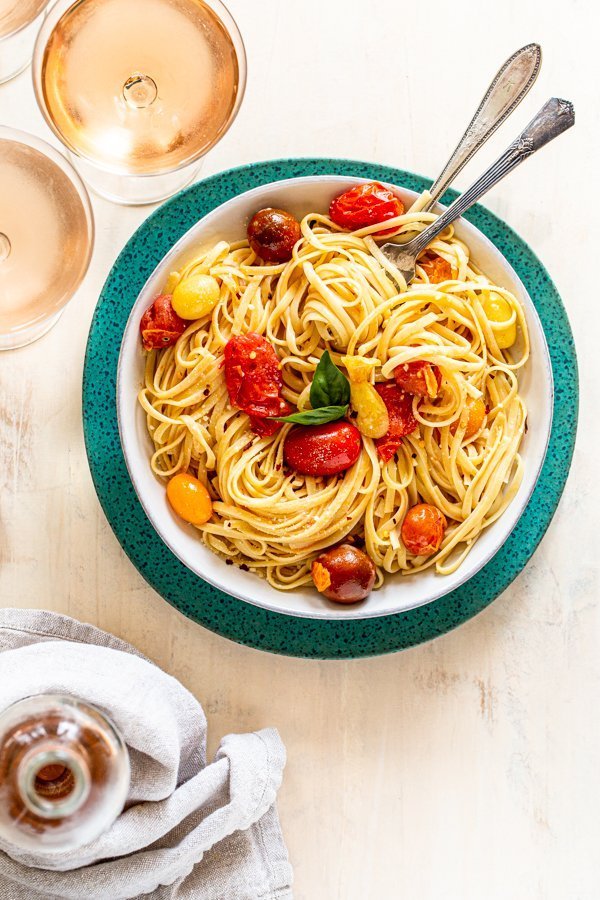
[329,181,404,235]
[283,421,362,476]
[167,473,212,525]
[311,544,376,603]
[247,208,301,262]
[394,360,442,398]
[401,503,447,556]
[450,396,487,440]
[140,294,187,351]
[224,333,285,419]
[374,383,418,461]
[249,400,292,437]
[172,273,220,320]
[419,253,453,283]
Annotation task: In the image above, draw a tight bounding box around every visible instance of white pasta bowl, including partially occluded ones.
[117,175,553,620]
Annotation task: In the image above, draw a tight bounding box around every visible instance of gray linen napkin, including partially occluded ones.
[0,609,293,900]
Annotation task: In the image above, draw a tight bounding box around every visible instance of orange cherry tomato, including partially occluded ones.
[401,503,447,556]
[450,397,487,440]
[419,253,453,283]
[167,473,213,525]
[393,360,442,398]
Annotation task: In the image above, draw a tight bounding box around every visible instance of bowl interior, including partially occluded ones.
[117,175,552,620]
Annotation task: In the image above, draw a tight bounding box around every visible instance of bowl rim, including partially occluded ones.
[116,173,553,620]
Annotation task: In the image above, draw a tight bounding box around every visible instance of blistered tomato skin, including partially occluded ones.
[166,473,213,525]
[247,208,301,262]
[394,360,442,398]
[401,504,447,557]
[140,295,187,350]
[450,397,487,440]
[224,333,284,419]
[283,421,362,476]
[419,253,453,283]
[311,544,376,603]
[375,383,418,461]
[329,182,404,235]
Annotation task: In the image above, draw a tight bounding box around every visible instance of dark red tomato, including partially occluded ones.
[311,544,376,603]
[249,400,292,437]
[419,253,453,283]
[401,503,447,556]
[283,421,362,476]
[329,181,404,234]
[394,360,442,398]
[375,383,418,461]
[140,295,187,350]
[247,208,301,262]
[224,333,284,419]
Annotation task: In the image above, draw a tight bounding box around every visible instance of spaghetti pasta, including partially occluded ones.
[138,197,529,592]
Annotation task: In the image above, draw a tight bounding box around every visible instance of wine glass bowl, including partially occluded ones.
[0,0,50,83]
[0,126,94,350]
[32,0,247,205]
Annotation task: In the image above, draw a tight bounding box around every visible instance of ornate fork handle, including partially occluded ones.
[423,43,542,210]
[406,98,575,258]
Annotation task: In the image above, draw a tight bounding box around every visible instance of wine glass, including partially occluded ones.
[0,126,94,350]
[0,0,52,83]
[32,0,247,205]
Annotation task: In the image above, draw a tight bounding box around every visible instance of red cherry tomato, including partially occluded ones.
[393,360,442,398]
[419,253,453,283]
[283,421,362,476]
[224,333,285,419]
[329,181,405,235]
[249,400,292,437]
[374,383,418,461]
[401,503,447,556]
[140,295,187,350]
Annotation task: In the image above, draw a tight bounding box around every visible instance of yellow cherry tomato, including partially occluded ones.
[483,292,517,349]
[172,273,220,320]
[450,397,487,440]
[166,473,213,525]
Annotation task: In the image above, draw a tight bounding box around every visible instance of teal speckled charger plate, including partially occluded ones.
[83,158,578,659]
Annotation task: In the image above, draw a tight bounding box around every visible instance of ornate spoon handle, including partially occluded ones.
[423,43,542,211]
[405,98,575,259]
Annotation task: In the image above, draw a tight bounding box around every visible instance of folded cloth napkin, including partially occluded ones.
[0,609,293,900]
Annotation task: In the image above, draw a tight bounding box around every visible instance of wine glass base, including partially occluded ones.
[70,155,203,206]
[0,309,64,351]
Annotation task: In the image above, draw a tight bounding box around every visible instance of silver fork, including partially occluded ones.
[422,43,542,212]
[381,97,575,284]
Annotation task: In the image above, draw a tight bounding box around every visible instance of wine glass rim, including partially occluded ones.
[0,0,50,41]
[31,0,248,179]
[0,125,95,338]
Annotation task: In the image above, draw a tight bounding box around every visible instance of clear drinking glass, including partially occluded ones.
[0,126,94,350]
[0,694,130,852]
[0,1,51,84]
[32,0,247,205]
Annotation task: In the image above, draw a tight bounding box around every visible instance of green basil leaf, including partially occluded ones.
[309,351,350,409]
[274,405,348,425]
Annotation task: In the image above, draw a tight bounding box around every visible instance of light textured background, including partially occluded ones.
[0,1,598,897]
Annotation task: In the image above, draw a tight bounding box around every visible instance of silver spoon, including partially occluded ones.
[381,97,575,284]
[422,43,542,212]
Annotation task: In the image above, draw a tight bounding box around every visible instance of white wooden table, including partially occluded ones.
[1,1,597,897]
